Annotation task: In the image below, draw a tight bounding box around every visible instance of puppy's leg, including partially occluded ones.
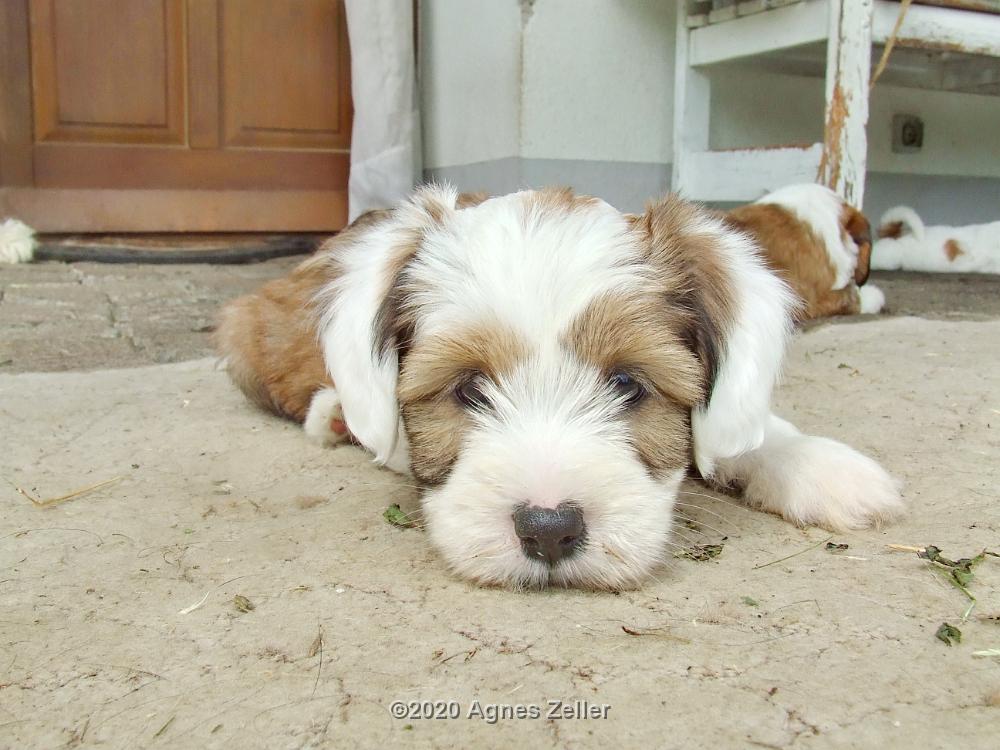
[712,414,903,530]
[858,283,885,314]
[806,284,861,318]
[303,387,350,445]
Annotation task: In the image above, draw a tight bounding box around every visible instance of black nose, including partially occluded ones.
[513,504,586,566]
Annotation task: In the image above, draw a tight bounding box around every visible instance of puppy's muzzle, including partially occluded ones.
[513,503,586,566]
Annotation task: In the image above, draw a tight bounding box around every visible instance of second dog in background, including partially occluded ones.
[726,184,884,321]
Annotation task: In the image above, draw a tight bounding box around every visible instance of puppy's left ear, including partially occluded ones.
[842,205,872,286]
[319,184,460,472]
[636,195,798,476]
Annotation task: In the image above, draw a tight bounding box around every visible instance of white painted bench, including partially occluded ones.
[672,0,1000,207]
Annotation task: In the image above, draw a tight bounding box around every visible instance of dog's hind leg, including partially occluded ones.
[214,257,338,428]
[710,414,904,531]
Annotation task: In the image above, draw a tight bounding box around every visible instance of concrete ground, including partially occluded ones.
[2,260,999,748]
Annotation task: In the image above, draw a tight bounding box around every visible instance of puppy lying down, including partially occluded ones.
[216,186,903,589]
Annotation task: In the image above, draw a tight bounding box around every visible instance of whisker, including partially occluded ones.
[672,502,740,533]
[678,489,754,514]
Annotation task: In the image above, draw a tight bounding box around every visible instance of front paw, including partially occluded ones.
[757,436,904,530]
[303,387,351,446]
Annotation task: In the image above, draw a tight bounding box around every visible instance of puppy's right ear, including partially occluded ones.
[635,195,798,477]
[318,184,460,472]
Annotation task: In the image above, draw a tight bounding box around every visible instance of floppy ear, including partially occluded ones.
[637,195,798,477]
[317,184,460,473]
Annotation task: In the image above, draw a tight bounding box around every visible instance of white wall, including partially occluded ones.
[520,0,676,163]
[420,0,676,169]
[420,0,522,168]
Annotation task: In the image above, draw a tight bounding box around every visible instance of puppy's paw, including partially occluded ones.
[303,387,350,446]
[858,283,885,314]
[738,435,905,531]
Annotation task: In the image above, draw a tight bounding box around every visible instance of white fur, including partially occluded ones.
[406,191,648,344]
[712,415,904,530]
[755,184,857,290]
[0,218,35,264]
[303,387,350,446]
[858,283,885,314]
[691,214,798,476]
[873,206,1000,274]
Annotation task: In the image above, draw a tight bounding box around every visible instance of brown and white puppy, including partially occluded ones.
[216,186,903,590]
[874,206,1000,274]
[726,184,884,320]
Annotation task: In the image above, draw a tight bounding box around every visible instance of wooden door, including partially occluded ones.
[0,0,351,232]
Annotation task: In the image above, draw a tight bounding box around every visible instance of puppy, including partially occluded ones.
[216,186,903,589]
[726,184,885,320]
[874,206,1000,274]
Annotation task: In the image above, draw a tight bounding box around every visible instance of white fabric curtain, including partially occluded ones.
[343,0,422,221]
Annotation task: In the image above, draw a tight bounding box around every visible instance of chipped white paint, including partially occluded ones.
[818,0,873,206]
[872,0,1000,57]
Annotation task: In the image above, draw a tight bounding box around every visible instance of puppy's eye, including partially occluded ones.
[609,371,646,407]
[455,377,492,410]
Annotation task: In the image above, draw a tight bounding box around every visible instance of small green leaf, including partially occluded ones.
[675,543,723,561]
[233,594,255,613]
[935,622,962,646]
[741,596,759,607]
[918,545,944,563]
[953,569,975,587]
[383,503,418,528]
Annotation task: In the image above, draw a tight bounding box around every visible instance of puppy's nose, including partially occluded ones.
[513,504,586,566]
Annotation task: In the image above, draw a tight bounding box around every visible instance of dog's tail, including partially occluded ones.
[877,206,925,241]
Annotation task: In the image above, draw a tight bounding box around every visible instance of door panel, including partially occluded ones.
[30,0,186,145]
[220,0,351,150]
[0,0,352,231]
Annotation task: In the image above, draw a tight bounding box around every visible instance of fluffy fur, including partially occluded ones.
[216,185,904,590]
[0,218,35,264]
[726,184,884,319]
[873,206,1000,274]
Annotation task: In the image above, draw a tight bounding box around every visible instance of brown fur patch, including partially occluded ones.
[214,209,394,423]
[566,293,704,407]
[398,322,529,485]
[214,257,335,423]
[944,238,965,262]
[727,203,861,320]
[566,291,703,474]
[878,220,904,239]
[636,195,737,391]
[521,186,600,230]
[456,191,490,209]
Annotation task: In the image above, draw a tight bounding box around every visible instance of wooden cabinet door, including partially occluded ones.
[0,0,351,232]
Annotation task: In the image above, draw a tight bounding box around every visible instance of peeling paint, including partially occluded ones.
[817,81,849,193]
